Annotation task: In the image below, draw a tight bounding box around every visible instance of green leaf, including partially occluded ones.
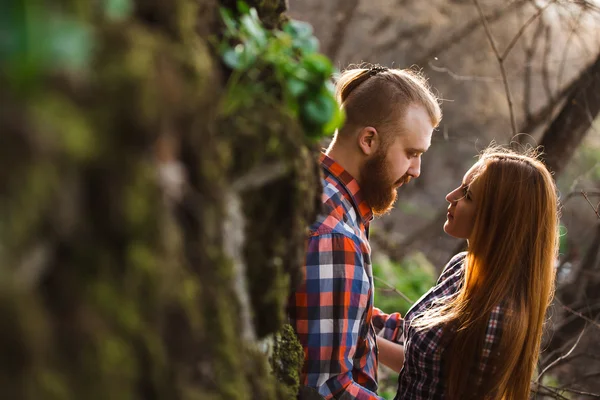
[301,53,332,78]
[302,95,334,129]
[323,99,345,136]
[286,78,307,97]
[46,15,95,73]
[240,13,267,47]
[104,0,133,22]
[222,48,241,69]
[237,0,250,14]
[219,7,238,35]
[284,20,313,39]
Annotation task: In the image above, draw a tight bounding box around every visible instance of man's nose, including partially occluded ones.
[408,157,421,178]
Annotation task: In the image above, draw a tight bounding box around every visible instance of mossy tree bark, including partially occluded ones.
[0,0,320,398]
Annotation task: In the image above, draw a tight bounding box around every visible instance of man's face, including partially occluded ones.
[359,104,434,216]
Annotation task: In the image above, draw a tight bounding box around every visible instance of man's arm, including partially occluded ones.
[376,337,404,373]
[291,233,384,400]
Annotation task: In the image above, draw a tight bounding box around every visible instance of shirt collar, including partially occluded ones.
[320,153,374,226]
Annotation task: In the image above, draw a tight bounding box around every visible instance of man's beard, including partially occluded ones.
[359,149,411,216]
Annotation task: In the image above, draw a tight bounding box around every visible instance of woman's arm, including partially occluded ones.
[377,337,405,373]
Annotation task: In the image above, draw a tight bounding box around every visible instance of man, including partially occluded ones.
[289,65,442,399]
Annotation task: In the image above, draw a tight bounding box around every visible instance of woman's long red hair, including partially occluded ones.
[414,148,559,399]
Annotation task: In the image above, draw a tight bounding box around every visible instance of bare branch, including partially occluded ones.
[534,382,600,399]
[538,51,600,176]
[559,371,600,388]
[553,387,600,399]
[369,23,431,59]
[473,0,518,136]
[559,298,600,330]
[427,61,501,82]
[538,326,586,382]
[556,7,584,89]
[501,0,554,61]
[519,72,580,134]
[582,191,600,218]
[373,275,414,305]
[568,160,600,192]
[522,17,545,122]
[531,382,570,400]
[326,0,361,60]
[542,25,554,105]
[414,0,528,67]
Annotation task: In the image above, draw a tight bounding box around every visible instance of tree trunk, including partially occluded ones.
[0,0,320,399]
[539,52,600,176]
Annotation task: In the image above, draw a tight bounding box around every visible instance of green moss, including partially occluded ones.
[7,161,59,249]
[97,336,137,383]
[35,370,69,400]
[271,324,304,399]
[30,94,99,162]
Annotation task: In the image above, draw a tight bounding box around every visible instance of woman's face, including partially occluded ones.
[444,163,481,239]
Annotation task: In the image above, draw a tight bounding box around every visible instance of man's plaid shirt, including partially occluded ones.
[289,154,403,400]
[396,252,504,400]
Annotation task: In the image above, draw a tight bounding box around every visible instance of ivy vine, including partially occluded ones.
[217,2,345,140]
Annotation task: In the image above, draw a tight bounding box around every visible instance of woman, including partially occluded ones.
[394,147,559,399]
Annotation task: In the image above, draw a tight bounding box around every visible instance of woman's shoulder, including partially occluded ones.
[448,251,468,266]
[436,252,468,284]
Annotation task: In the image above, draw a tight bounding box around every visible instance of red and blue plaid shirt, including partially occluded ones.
[396,252,504,400]
[289,154,403,400]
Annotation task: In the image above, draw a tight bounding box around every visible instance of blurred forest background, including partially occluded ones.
[289,0,600,398]
[1,0,599,399]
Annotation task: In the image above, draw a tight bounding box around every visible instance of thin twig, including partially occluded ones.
[558,297,600,329]
[427,62,501,82]
[559,371,600,388]
[556,7,584,89]
[531,382,570,400]
[522,17,545,126]
[414,0,528,67]
[373,275,414,305]
[542,25,554,106]
[538,326,586,382]
[473,0,518,136]
[555,387,600,398]
[582,190,600,219]
[519,72,580,134]
[501,0,554,61]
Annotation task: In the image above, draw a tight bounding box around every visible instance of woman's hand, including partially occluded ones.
[377,337,405,373]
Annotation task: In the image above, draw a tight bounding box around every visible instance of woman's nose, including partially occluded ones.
[446,188,458,203]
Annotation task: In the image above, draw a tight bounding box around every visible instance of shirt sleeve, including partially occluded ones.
[372,307,403,343]
[291,232,384,400]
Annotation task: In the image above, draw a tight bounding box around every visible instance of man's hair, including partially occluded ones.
[334,65,442,144]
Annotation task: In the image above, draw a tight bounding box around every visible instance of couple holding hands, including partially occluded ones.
[288,66,559,400]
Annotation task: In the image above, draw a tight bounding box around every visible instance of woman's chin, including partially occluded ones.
[443,221,451,234]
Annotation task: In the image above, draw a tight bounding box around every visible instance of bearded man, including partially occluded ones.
[289,65,442,400]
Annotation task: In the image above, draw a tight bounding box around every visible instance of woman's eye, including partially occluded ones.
[462,186,471,200]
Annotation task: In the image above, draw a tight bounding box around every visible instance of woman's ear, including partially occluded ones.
[357,126,379,156]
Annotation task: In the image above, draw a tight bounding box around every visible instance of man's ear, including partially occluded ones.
[357,126,379,156]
